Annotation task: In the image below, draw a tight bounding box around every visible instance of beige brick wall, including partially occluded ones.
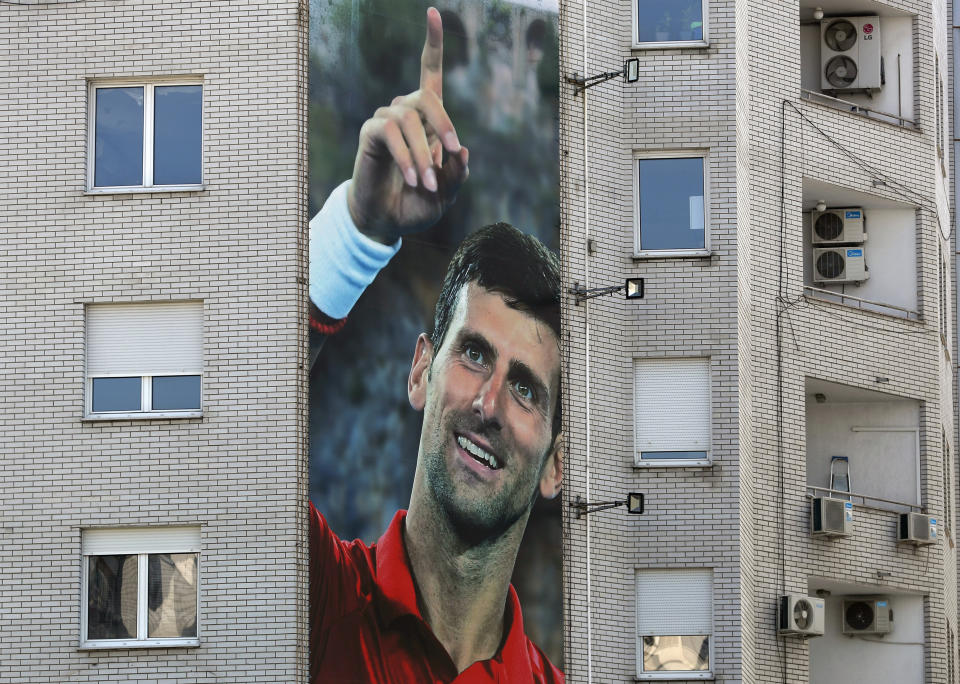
[561,0,956,682]
[0,1,307,681]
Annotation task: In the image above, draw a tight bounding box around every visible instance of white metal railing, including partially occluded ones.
[806,485,924,513]
[800,88,918,128]
[803,285,922,321]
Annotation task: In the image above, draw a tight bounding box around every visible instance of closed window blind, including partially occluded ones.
[86,302,203,376]
[83,526,201,555]
[636,568,713,635]
[634,358,711,453]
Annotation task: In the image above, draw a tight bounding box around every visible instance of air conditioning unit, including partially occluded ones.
[779,594,825,637]
[813,247,869,283]
[898,512,937,545]
[843,597,893,635]
[821,16,882,91]
[811,208,867,245]
[811,497,853,537]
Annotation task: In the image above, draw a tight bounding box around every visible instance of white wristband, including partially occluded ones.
[309,181,401,319]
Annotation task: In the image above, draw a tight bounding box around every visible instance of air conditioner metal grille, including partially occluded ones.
[814,212,844,241]
[817,250,845,279]
[824,19,857,51]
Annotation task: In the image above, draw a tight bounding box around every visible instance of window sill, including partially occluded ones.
[633,250,712,260]
[637,672,713,681]
[79,638,199,650]
[635,459,713,469]
[632,40,710,50]
[84,185,206,195]
[83,411,202,421]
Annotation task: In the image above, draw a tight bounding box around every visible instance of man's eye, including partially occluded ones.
[513,381,533,401]
[465,345,484,364]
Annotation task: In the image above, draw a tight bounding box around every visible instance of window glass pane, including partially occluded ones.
[638,157,705,251]
[148,553,198,638]
[151,375,201,411]
[641,451,708,460]
[92,377,141,412]
[87,555,138,640]
[637,0,703,43]
[642,635,710,672]
[94,87,144,187]
[154,85,202,185]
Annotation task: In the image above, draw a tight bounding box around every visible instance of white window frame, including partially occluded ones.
[86,78,204,194]
[84,301,204,420]
[634,150,711,258]
[635,568,714,680]
[80,527,201,649]
[632,0,709,49]
[633,357,713,467]
[85,372,203,420]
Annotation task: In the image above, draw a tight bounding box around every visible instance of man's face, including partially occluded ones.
[408,282,561,543]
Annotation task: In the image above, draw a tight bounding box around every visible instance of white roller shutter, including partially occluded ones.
[636,568,713,636]
[86,301,203,376]
[634,357,711,453]
[83,526,201,555]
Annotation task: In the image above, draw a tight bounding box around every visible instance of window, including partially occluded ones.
[936,56,945,170]
[636,568,713,679]
[939,241,950,349]
[634,0,707,46]
[634,152,708,255]
[85,301,203,418]
[634,358,711,465]
[81,526,200,648]
[944,431,953,537]
[88,80,203,191]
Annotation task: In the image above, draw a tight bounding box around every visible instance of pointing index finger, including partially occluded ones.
[420,7,443,99]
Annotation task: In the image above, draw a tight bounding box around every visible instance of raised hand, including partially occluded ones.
[347,7,470,245]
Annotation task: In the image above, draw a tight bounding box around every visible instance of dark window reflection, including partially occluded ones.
[94,87,144,187]
[154,85,202,185]
[92,377,141,412]
[87,555,138,640]
[152,375,201,411]
[148,553,198,638]
[636,0,703,43]
[638,157,705,251]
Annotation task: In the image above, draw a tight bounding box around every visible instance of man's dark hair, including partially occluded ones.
[430,222,561,438]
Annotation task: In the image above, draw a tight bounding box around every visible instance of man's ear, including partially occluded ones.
[408,333,433,411]
[539,432,564,499]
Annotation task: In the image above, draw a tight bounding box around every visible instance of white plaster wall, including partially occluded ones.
[809,593,924,684]
[803,208,918,312]
[807,399,921,506]
[801,17,915,121]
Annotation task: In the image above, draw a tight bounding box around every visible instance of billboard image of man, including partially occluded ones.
[308,8,563,682]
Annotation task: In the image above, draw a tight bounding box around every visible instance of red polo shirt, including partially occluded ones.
[310,503,564,683]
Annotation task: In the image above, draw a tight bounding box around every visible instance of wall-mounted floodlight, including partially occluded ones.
[568,278,644,305]
[567,58,641,95]
[813,6,824,20]
[571,493,645,518]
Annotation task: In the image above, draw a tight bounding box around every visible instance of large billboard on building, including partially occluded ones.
[308,0,562,680]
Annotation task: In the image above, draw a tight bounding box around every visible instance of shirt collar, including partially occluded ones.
[374,510,536,682]
[374,509,420,623]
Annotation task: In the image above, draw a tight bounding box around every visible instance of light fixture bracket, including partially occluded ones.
[570,493,644,518]
[568,278,644,305]
[566,58,639,95]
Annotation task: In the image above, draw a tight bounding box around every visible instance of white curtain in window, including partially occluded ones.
[86,301,203,375]
[636,568,713,635]
[634,357,711,452]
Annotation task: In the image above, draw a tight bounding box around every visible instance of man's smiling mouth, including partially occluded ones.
[457,435,501,470]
